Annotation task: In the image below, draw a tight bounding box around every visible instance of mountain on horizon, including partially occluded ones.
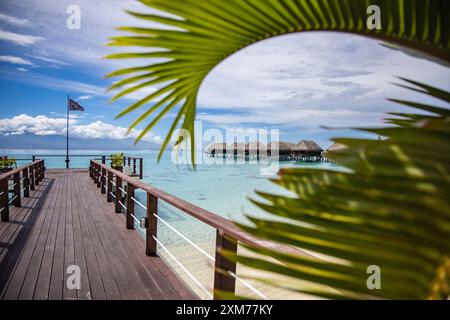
[0,133,161,150]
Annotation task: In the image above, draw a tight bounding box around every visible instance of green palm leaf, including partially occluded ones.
[107,0,450,161]
[228,81,449,300]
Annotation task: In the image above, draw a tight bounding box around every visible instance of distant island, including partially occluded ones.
[0,133,161,150]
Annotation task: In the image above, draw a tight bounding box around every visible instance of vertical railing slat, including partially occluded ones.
[23,167,30,197]
[13,172,21,207]
[0,178,9,222]
[213,231,238,299]
[146,193,158,256]
[126,182,135,229]
[107,171,113,202]
[115,176,122,213]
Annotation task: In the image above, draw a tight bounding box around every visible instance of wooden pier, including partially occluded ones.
[0,159,272,300]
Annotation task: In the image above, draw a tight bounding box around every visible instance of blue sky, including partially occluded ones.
[0,0,449,148]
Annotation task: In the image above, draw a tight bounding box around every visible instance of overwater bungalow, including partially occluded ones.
[291,140,323,162]
[206,142,227,157]
[228,142,246,157]
[267,141,295,160]
[246,141,267,158]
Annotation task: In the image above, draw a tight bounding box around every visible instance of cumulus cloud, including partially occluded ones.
[0,114,160,143]
[0,55,33,65]
[0,29,44,46]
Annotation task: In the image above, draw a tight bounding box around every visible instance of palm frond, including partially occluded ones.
[237,81,450,299]
[107,0,450,160]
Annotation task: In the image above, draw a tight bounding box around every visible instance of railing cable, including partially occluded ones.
[152,235,213,300]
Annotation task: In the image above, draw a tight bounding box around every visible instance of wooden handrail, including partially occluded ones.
[90,160,264,248]
[0,160,45,222]
[89,159,277,299]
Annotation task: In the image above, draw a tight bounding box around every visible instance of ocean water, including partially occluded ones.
[2,149,338,298]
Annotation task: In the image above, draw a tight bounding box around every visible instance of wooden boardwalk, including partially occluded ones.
[0,170,196,300]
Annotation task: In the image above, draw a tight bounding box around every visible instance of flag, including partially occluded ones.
[68,98,85,111]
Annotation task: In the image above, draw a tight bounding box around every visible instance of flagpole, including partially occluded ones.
[66,95,69,169]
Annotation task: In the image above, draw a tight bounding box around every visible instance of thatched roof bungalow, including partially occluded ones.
[227,142,246,156]
[267,141,295,159]
[205,142,227,156]
[292,140,323,160]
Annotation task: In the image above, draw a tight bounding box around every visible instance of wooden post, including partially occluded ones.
[107,171,113,202]
[146,193,158,256]
[139,158,143,179]
[41,161,45,180]
[23,167,30,197]
[126,182,135,229]
[0,178,9,222]
[128,157,131,167]
[29,165,35,191]
[34,163,39,186]
[32,155,36,162]
[97,165,101,189]
[13,172,21,207]
[133,158,136,175]
[101,168,106,194]
[102,156,106,164]
[213,231,237,299]
[115,176,122,213]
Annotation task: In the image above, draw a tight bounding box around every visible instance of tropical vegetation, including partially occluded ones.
[110,152,125,170]
[106,0,450,299]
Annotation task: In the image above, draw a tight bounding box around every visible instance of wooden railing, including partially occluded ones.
[0,160,45,222]
[123,156,144,179]
[11,154,144,179]
[89,159,267,299]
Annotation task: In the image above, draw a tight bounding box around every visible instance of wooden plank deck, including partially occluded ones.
[0,169,197,300]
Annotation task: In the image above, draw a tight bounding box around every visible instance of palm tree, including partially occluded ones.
[106,0,450,299]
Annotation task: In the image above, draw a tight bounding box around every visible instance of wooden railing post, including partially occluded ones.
[97,165,101,188]
[102,156,106,164]
[115,176,122,213]
[13,172,21,207]
[0,178,9,222]
[139,158,143,179]
[101,168,106,194]
[32,155,36,162]
[107,171,113,202]
[133,158,136,175]
[29,165,35,191]
[146,193,158,256]
[126,182,135,229]
[93,164,98,184]
[213,231,237,299]
[41,161,45,180]
[23,167,30,197]
[34,163,39,186]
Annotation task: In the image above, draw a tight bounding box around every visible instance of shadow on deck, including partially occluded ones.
[0,170,196,300]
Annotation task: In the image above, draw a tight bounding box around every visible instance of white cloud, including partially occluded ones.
[25,54,67,66]
[0,29,44,46]
[17,67,29,72]
[0,55,33,65]
[0,13,31,27]
[0,114,160,144]
[77,94,92,100]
